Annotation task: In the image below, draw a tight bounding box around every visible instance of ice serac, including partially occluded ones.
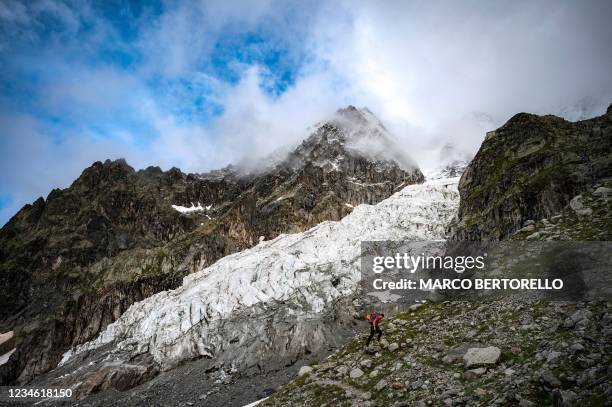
[56,177,459,395]
[0,106,422,385]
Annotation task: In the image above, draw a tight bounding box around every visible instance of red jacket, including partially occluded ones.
[367,312,383,327]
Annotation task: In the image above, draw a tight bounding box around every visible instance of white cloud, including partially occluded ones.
[1,0,612,224]
[209,67,344,160]
[265,0,611,170]
[0,113,140,223]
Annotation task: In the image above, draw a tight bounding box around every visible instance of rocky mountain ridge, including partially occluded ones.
[0,106,423,385]
[453,103,612,240]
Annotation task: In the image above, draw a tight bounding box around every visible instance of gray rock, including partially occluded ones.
[552,389,577,406]
[336,365,348,376]
[409,303,423,311]
[540,370,561,388]
[374,379,387,391]
[298,366,313,376]
[463,347,501,368]
[464,367,487,379]
[441,388,458,398]
[349,368,364,379]
[588,352,602,362]
[562,309,592,328]
[547,351,561,362]
[593,186,611,198]
[550,215,563,223]
[570,195,584,210]
[564,309,592,328]
[570,342,585,353]
[575,208,593,216]
[442,343,479,364]
[577,357,595,368]
[360,359,372,369]
[388,342,399,352]
[0,331,15,356]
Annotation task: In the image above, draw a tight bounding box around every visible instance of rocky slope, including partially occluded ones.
[0,106,423,385]
[29,177,459,403]
[509,178,612,241]
[262,300,611,406]
[453,103,612,240]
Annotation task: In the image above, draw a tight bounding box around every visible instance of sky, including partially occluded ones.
[1,0,611,225]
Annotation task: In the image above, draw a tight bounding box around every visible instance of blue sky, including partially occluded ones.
[1,0,611,225]
[0,0,330,224]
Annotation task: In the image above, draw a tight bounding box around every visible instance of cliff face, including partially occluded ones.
[0,106,423,385]
[453,104,612,240]
[0,159,245,384]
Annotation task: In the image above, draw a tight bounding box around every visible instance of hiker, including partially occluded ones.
[366,310,384,347]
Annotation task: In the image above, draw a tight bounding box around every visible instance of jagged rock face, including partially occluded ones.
[0,161,245,384]
[453,104,612,240]
[0,107,423,385]
[33,178,458,399]
[0,160,243,318]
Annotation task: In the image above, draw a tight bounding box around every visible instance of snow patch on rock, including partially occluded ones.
[171,203,212,213]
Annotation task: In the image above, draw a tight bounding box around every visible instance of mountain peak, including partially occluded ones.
[71,158,135,190]
[232,105,416,177]
[335,105,383,129]
[280,105,418,174]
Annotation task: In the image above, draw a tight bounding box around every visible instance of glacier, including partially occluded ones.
[60,177,460,375]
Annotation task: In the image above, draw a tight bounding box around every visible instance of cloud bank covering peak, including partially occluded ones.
[1,0,611,225]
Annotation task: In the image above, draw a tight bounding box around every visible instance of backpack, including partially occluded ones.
[366,311,377,326]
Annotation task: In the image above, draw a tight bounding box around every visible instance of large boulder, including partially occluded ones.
[463,346,501,368]
[76,355,159,399]
[298,366,314,377]
[349,368,364,379]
